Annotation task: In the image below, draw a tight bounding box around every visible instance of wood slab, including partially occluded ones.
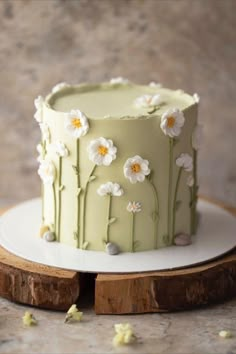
[95,250,236,314]
[0,199,236,314]
[0,245,80,310]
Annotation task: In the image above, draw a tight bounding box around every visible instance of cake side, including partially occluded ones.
[35,81,200,252]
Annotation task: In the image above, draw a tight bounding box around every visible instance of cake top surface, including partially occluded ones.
[46,82,196,120]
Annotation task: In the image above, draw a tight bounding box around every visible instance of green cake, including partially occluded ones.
[35,78,201,254]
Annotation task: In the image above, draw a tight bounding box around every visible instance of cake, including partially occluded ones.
[35,78,201,254]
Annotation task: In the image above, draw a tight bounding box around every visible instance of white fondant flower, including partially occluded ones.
[87,137,117,166]
[193,93,200,103]
[48,141,69,157]
[176,153,193,172]
[187,175,194,187]
[134,94,161,108]
[97,182,124,197]
[149,81,162,88]
[192,124,203,150]
[34,96,44,123]
[65,109,89,139]
[124,155,150,184]
[127,201,142,213]
[110,77,129,84]
[52,82,70,93]
[36,143,44,162]
[39,122,50,142]
[160,108,185,138]
[38,160,56,185]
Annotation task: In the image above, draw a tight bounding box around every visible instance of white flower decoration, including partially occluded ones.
[38,160,56,185]
[65,109,89,139]
[160,108,185,138]
[97,182,124,197]
[110,77,129,85]
[127,201,142,213]
[176,153,193,172]
[149,81,162,88]
[39,122,50,142]
[193,93,200,103]
[134,94,161,108]
[87,137,117,166]
[36,143,44,162]
[187,175,194,187]
[52,82,70,94]
[48,142,69,157]
[192,124,203,150]
[34,96,44,123]
[124,155,150,184]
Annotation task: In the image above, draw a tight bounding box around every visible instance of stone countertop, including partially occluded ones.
[0,297,236,354]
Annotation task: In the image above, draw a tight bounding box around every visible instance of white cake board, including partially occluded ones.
[0,198,235,273]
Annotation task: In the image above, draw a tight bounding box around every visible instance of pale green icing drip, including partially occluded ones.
[172,167,183,243]
[46,83,195,120]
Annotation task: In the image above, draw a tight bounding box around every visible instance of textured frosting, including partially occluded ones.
[38,82,198,252]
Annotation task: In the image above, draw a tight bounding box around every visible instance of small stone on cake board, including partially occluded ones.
[105,242,120,255]
[43,231,56,242]
[174,233,192,246]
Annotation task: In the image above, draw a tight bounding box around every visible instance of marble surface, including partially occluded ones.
[0,296,236,354]
[0,0,235,207]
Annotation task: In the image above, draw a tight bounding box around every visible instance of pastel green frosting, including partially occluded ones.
[41,83,198,252]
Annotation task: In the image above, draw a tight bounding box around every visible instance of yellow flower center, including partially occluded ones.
[98,145,108,156]
[72,118,82,129]
[131,163,141,173]
[167,116,175,128]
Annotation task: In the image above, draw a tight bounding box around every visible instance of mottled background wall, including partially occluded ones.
[0,0,235,207]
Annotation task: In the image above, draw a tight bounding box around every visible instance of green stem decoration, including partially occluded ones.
[190,186,195,234]
[106,194,112,243]
[52,182,57,234]
[41,140,47,223]
[172,167,183,243]
[57,156,62,242]
[168,138,174,244]
[41,184,45,223]
[131,212,135,252]
[76,139,80,248]
[192,148,198,233]
[147,178,159,249]
[81,164,97,248]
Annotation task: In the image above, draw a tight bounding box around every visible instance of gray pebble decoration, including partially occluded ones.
[105,242,120,255]
[174,233,192,246]
[43,231,56,242]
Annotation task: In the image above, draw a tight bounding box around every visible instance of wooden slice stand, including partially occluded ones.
[0,199,236,314]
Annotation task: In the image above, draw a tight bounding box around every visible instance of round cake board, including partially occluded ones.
[0,198,236,273]
[0,198,236,314]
